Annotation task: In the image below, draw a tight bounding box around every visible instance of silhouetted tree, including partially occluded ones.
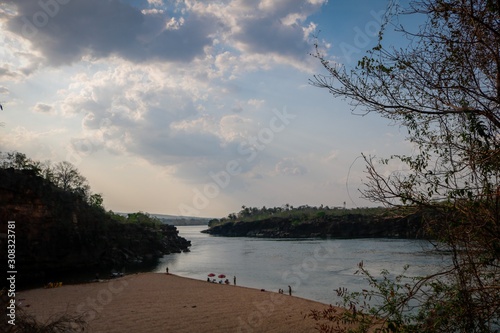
[52,161,90,199]
[311,0,500,331]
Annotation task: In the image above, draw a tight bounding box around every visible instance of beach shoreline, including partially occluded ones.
[16,272,338,332]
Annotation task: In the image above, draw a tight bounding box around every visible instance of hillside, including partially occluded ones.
[153,214,211,226]
[0,167,191,288]
[114,213,211,226]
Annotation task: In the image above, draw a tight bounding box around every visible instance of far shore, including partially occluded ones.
[16,272,345,332]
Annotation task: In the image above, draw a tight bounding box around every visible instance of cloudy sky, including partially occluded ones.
[0,0,411,217]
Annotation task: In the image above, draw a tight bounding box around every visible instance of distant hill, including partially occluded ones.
[146,213,211,226]
[116,213,210,226]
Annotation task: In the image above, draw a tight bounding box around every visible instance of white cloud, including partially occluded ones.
[186,0,325,68]
[0,65,20,79]
[248,99,265,108]
[324,150,339,162]
[275,157,308,176]
[219,114,256,142]
[170,116,217,135]
[0,126,66,157]
[33,102,54,114]
[147,0,164,8]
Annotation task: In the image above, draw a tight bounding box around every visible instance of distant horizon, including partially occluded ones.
[142,203,383,220]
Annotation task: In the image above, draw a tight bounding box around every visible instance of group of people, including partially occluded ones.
[167,268,293,296]
[278,285,292,296]
[206,276,236,285]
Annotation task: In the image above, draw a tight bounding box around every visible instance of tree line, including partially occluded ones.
[0,151,103,208]
[0,151,162,227]
[209,204,389,227]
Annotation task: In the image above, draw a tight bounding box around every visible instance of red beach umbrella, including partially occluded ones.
[218,274,226,279]
[208,273,216,277]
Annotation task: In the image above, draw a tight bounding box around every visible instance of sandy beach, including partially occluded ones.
[16,273,337,333]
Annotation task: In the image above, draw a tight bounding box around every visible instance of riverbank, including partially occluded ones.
[16,273,337,332]
[203,214,426,239]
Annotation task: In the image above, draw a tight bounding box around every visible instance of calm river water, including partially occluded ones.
[153,226,450,305]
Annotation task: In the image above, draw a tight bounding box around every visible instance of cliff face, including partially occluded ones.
[203,214,426,239]
[0,168,190,286]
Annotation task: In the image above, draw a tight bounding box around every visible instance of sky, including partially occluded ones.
[0,0,413,218]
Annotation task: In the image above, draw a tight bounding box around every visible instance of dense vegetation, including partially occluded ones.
[108,211,164,228]
[0,151,104,210]
[209,205,389,227]
[310,0,500,331]
[0,151,163,228]
[0,151,190,283]
[206,204,425,239]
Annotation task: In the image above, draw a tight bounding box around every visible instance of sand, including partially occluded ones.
[16,273,338,333]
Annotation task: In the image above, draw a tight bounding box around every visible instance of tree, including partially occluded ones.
[52,161,90,198]
[39,160,54,182]
[126,212,162,228]
[311,0,499,331]
[0,151,106,211]
[88,193,104,209]
[0,151,42,174]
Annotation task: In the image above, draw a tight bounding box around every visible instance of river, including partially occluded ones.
[153,226,450,305]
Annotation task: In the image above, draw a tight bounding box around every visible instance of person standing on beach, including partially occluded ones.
[288,285,292,296]
[166,267,169,274]
[233,276,236,286]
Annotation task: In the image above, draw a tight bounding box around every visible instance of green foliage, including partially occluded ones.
[125,212,162,229]
[311,260,499,333]
[208,218,223,227]
[107,210,127,223]
[215,205,389,226]
[88,193,104,209]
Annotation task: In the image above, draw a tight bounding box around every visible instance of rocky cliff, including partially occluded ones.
[0,168,190,287]
[203,214,426,239]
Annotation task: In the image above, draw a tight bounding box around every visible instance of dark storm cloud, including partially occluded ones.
[5,0,215,65]
[227,0,325,59]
